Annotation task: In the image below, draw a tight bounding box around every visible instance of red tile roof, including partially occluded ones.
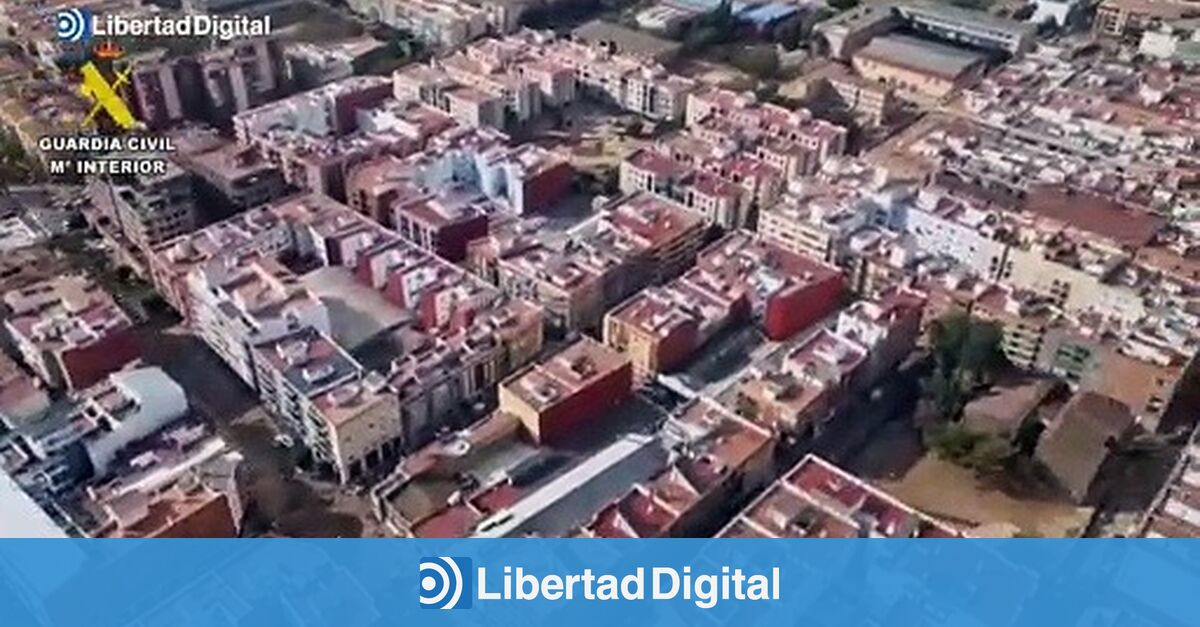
[1023,185,1167,249]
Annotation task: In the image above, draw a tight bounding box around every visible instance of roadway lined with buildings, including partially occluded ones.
[1,0,1199,540]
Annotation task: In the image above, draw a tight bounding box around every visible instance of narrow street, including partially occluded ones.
[137,323,384,537]
[794,359,928,479]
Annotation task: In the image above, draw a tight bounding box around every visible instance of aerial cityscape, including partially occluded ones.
[0,0,1198,540]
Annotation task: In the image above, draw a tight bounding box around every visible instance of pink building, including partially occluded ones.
[3,276,140,391]
[580,400,775,538]
[719,454,961,538]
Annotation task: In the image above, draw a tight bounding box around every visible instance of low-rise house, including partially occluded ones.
[719,454,961,538]
[1035,391,1136,503]
[3,276,141,391]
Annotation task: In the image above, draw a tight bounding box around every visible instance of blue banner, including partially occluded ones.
[0,540,1195,626]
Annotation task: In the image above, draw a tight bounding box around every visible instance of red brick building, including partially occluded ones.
[518,154,574,214]
[604,282,746,380]
[498,337,633,445]
[690,232,845,342]
[2,276,141,391]
[392,195,490,263]
[98,484,240,538]
[763,272,844,340]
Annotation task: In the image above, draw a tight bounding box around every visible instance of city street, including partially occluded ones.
[1,184,84,236]
[137,323,384,537]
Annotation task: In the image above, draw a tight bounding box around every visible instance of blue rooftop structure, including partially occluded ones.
[741,3,800,25]
[664,0,752,15]
[663,0,800,24]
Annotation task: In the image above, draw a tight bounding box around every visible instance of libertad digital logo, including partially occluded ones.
[55,8,92,43]
[53,8,271,43]
[419,557,472,610]
[417,558,781,610]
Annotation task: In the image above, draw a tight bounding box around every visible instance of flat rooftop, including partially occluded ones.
[855,35,987,80]
[1022,185,1167,250]
[572,20,681,60]
[299,266,411,350]
[502,338,629,413]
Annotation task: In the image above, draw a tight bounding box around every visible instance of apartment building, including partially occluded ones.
[63,367,190,479]
[3,276,140,391]
[82,423,244,538]
[150,193,546,482]
[600,193,708,285]
[149,206,295,319]
[471,194,706,333]
[498,337,633,446]
[969,285,1059,370]
[604,282,743,381]
[284,38,389,90]
[197,38,287,127]
[1094,0,1199,39]
[604,231,845,379]
[579,399,775,538]
[393,30,696,125]
[619,148,757,230]
[737,329,866,438]
[128,38,286,130]
[346,128,572,233]
[105,162,198,254]
[233,76,414,200]
[252,327,402,482]
[835,287,925,386]
[806,62,898,126]
[901,184,1011,280]
[171,130,289,217]
[895,3,1036,55]
[851,35,988,103]
[393,190,491,263]
[685,88,848,181]
[756,162,889,265]
[474,230,612,332]
[188,254,331,387]
[350,0,516,49]
[893,179,1158,326]
[731,285,923,446]
[719,454,960,538]
[127,51,191,130]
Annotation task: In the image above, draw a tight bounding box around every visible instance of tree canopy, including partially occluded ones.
[925,311,1008,419]
[0,128,34,193]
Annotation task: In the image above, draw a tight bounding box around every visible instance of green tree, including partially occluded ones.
[730,47,780,79]
[926,368,965,419]
[0,129,33,195]
[930,311,970,374]
[966,435,1013,475]
[680,0,737,51]
[927,423,1013,475]
[925,312,1009,420]
[960,320,1007,386]
[736,394,760,421]
[711,0,734,33]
